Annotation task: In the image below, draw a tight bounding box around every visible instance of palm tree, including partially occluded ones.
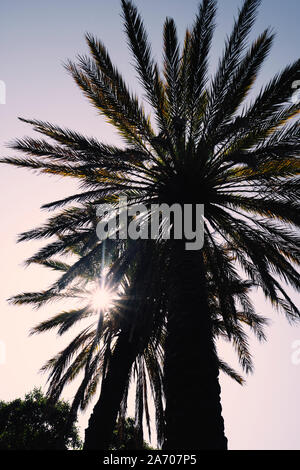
[3,0,300,449]
[10,231,167,447]
[10,216,268,449]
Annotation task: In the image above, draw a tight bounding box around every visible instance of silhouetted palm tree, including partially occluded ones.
[3,0,300,449]
[10,230,266,448]
[10,233,167,446]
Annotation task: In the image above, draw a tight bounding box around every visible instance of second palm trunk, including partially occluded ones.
[83,329,138,450]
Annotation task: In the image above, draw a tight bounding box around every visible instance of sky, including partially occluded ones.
[1,0,300,449]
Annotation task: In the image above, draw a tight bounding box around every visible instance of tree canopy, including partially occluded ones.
[0,388,82,450]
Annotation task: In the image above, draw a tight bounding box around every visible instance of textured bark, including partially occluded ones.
[163,241,227,450]
[83,329,139,450]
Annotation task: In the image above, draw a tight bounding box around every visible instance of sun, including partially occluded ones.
[90,286,116,311]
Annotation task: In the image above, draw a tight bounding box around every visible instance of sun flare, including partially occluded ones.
[90,286,116,311]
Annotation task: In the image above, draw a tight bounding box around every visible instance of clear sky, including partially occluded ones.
[1,0,300,449]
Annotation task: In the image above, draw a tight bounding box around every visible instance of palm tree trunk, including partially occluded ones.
[163,241,227,450]
[83,329,139,450]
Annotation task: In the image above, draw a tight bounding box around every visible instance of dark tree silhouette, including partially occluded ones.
[9,231,268,449]
[0,388,81,450]
[109,417,153,450]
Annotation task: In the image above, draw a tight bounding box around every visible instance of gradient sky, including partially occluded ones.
[1,0,300,449]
